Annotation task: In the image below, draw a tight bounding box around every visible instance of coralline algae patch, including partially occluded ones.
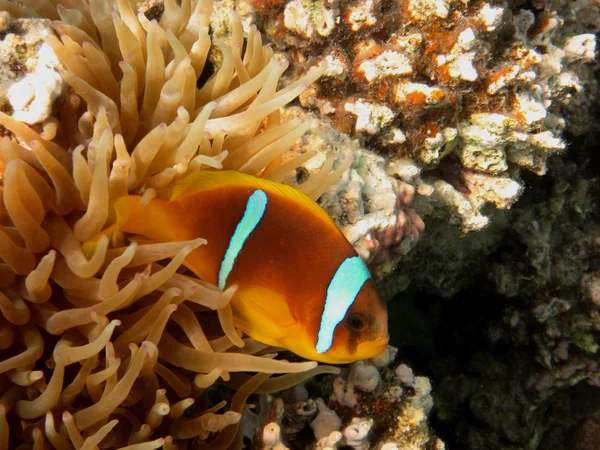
[232,0,599,232]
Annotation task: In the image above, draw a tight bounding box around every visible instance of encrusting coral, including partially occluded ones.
[0,0,350,448]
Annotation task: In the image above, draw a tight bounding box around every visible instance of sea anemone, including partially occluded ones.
[0,0,345,447]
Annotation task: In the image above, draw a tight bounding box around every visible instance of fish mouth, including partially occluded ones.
[372,335,390,353]
[374,334,390,349]
[357,335,390,359]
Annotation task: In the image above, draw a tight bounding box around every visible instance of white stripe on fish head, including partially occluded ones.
[316,255,371,354]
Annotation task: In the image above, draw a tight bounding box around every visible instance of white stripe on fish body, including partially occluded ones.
[316,256,371,354]
[218,190,267,290]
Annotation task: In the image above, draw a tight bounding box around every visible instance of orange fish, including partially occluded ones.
[110,170,388,363]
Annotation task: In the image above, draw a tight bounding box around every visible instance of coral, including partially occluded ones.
[6,42,62,124]
[0,0,348,448]
[255,346,443,449]
[282,0,336,40]
[240,0,599,232]
[375,206,508,299]
[311,398,342,440]
[0,12,63,123]
[262,422,292,450]
[342,417,373,449]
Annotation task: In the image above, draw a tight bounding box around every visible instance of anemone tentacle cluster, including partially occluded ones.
[0,0,347,447]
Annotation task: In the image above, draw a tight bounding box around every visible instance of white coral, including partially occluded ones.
[311,399,342,440]
[343,417,373,450]
[332,376,359,407]
[262,423,290,450]
[7,43,62,125]
[350,361,380,392]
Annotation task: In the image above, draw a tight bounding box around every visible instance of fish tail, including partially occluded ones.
[81,223,119,257]
[81,196,142,258]
[115,194,181,243]
[113,195,143,233]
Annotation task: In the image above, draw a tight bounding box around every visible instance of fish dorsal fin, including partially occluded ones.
[171,170,335,227]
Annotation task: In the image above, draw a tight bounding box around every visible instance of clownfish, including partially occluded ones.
[109,170,388,363]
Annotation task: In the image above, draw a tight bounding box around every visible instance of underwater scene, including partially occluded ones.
[0,0,598,448]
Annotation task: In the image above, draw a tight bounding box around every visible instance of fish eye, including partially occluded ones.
[346,313,365,331]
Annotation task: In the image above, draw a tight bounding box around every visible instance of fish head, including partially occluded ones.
[315,279,389,364]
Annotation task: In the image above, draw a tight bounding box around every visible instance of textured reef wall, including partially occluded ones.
[225,0,598,229]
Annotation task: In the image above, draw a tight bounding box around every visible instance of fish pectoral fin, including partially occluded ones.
[231,285,297,347]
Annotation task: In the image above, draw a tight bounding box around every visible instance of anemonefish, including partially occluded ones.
[108,170,389,363]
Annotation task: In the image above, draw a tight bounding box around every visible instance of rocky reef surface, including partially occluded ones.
[0,0,598,448]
